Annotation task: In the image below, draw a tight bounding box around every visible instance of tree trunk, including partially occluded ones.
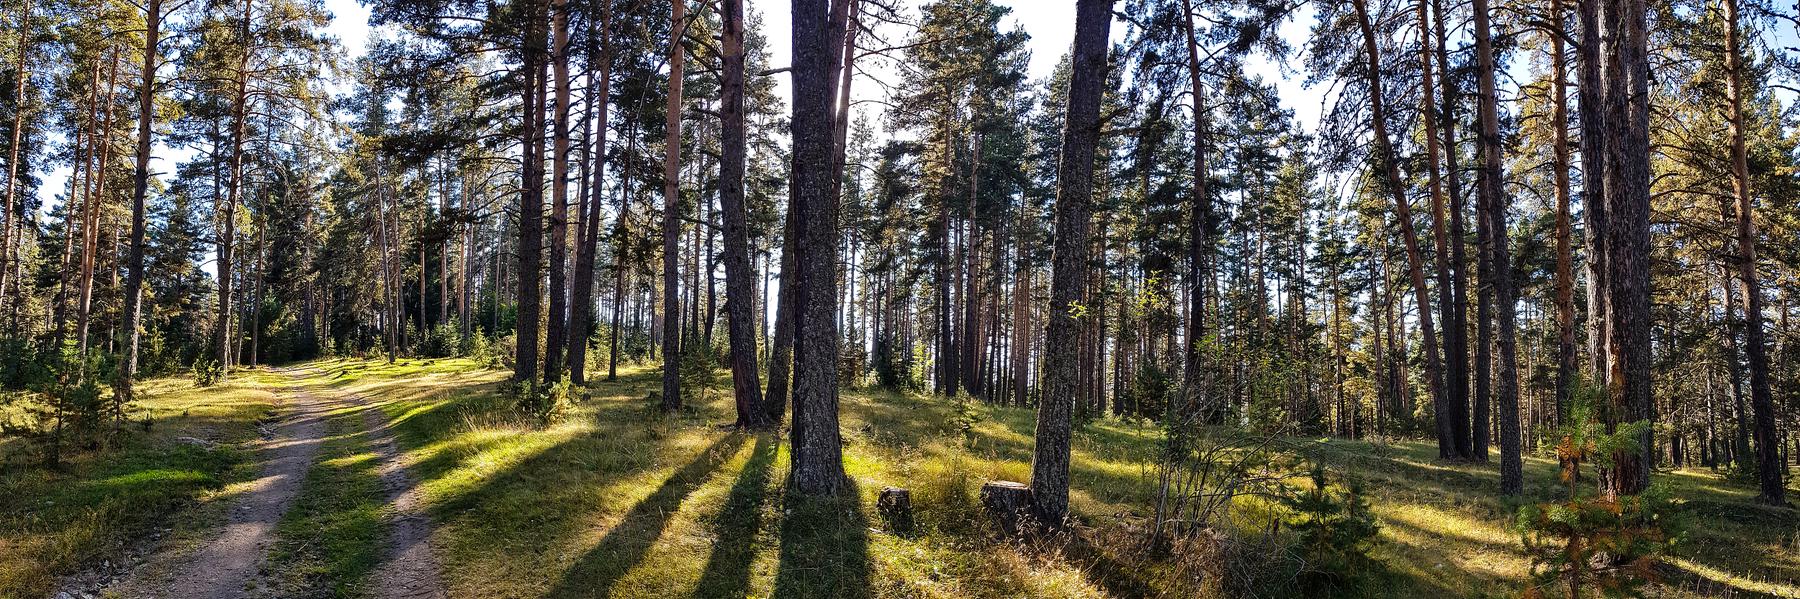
[515,0,548,383]
[1353,0,1449,458]
[1579,0,1609,389]
[1178,0,1216,422]
[76,52,119,357]
[1472,0,1522,495]
[1430,0,1473,459]
[568,4,612,384]
[1031,0,1111,526]
[543,0,572,381]
[1549,0,1575,427]
[786,0,851,496]
[1599,0,1652,500]
[0,0,29,323]
[1416,0,1466,459]
[113,0,159,417]
[1723,0,1783,505]
[720,0,767,428]
[660,0,687,412]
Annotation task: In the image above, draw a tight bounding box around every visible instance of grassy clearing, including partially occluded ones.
[0,370,286,598]
[303,356,1798,598]
[7,357,1795,598]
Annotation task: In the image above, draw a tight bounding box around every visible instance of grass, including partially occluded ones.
[261,376,390,597]
[300,357,1797,598]
[0,370,286,598]
[6,356,1797,598]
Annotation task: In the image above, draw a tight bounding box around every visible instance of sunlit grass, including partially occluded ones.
[0,370,281,598]
[15,355,1794,598]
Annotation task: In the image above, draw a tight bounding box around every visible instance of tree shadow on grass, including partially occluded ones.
[691,433,778,599]
[544,432,748,598]
[771,478,873,599]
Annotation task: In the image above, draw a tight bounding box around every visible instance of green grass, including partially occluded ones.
[0,370,285,598]
[319,356,1796,598]
[261,381,390,597]
[8,357,1797,598]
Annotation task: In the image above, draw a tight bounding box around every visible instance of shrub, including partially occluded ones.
[470,333,514,369]
[191,356,224,387]
[513,378,574,426]
[1516,381,1678,599]
[677,342,719,404]
[420,321,463,358]
[1277,465,1382,593]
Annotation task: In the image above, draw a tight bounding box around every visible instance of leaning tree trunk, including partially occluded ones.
[1031,0,1112,526]
[1723,0,1783,505]
[1599,0,1653,500]
[1472,0,1522,495]
[1353,0,1449,458]
[660,0,686,412]
[114,0,159,417]
[786,0,851,496]
[719,0,767,429]
[567,3,612,384]
[1416,0,1465,460]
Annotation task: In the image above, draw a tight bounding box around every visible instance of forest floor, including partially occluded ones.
[2,357,1797,598]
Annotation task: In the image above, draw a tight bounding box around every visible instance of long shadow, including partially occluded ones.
[771,479,873,599]
[544,433,748,598]
[691,434,778,599]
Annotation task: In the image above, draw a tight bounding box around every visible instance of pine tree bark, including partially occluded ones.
[765,195,797,416]
[1722,0,1783,505]
[660,0,686,412]
[542,0,572,381]
[1416,0,1465,459]
[0,0,29,321]
[1578,0,1609,388]
[114,0,159,414]
[1599,0,1652,499]
[1472,0,1522,495]
[214,0,254,371]
[787,0,850,495]
[720,0,767,429]
[514,0,548,383]
[1428,0,1473,459]
[1031,0,1112,526]
[1550,0,1575,427]
[77,52,120,357]
[1178,0,1216,422]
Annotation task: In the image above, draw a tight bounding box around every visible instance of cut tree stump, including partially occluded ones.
[877,486,913,533]
[980,480,1034,535]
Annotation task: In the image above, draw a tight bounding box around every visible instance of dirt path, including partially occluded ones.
[350,381,449,599]
[102,369,331,599]
[87,367,448,599]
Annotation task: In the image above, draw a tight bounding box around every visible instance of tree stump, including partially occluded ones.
[877,486,913,533]
[980,480,1034,535]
